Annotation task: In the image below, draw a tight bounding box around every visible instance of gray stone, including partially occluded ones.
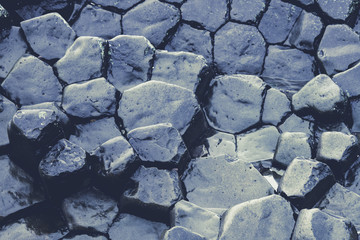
[204,74,266,134]
[262,45,316,92]
[181,0,227,32]
[151,50,208,93]
[182,155,274,208]
[170,200,220,240]
[64,235,107,240]
[218,195,295,240]
[333,61,360,98]
[292,208,358,240]
[72,4,121,39]
[230,0,267,23]
[314,122,351,147]
[122,0,180,47]
[273,132,312,167]
[62,77,117,118]
[92,0,142,11]
[214,22,266,75]
[206,131,237,157]
[351,99,360,132]
[162,226,207,240]
[345,157,360,196]
[14,0,70,20]
[316,0,359,21]
[54,36,106,84]
[0,94,17,147]
[1,55,62,105]
[262,88,291,126]
[165,23,212,63]
[20,13,76,60]
[107,35,155,92]
[258,0,302,44]
[279,114,313,135]
[317,24,360,75]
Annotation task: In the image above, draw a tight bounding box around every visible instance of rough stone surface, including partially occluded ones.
[317,24,360,75]
[278,114,313,135]
[333,61,360,98]
[72,4,121,39]
[214,22,266,75]
[54,36,106,84]
[230,0,267,23]
[1,55,62,105]
[218,195,295,240]
[122,0,180,47]
[0,94,17,147]
[316,0,359,21]
[62,78,117,118]
[64,235,107,240]
[162,226,207,240]
[205,131,237,157]
[351,99,360,132]
[107,35,155,92]
[92,0,142,11]
[205,74,266,134]
[20,13,76,60]
[182,155,274,208]
[262,88,291,126]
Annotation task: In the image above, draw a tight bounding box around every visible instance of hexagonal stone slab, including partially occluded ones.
[122,0,180,47]
[182,155,274,208]
[162,226,207,240]
[316,0,359,21]
[262,88,291,126]
[214,22,266,75]
[1,55,62,105]
[107,35,155,92]
[230,0,267,23]
[20,12,76,60]
[204,74,266,134]
[333,61,360,98]
[0,94,17,148]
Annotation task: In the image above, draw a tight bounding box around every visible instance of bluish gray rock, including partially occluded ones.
[162,226,207,240]
[0,94,17,148]
[316,0,359,21]
[230,0,267,23]
[333,61,360,98]
[92,0,142,11]
[262,88,291,126]
[278,114,313,135]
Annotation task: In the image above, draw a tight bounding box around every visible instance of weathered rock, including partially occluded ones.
[205,74,266,134]
[151,50,209,93]
[218,195,295,240]
[278,158,335,209]
[351,99,360,132]
[344,157,360,195]
[118,80,202,136]
[14,0,71,20]
[316,132,359,178]
[258,0,302,44]
[122,0,180,47]
[273,132,312,168]
[38,139,89,198]
[72,4,121,39]
[317,24,360,75]
[108,213,168,240]
[205,131,237,157]
[182,155,274,208]
[333,62,360,98]
[292,74,348,121]
[165,23,212,63]
[1,55,62,105]
[54,36,106,84]
[170,200,220,240]
[214,22,266,75]
[292,208,358,240]
[107,35,155,92]
[316,0,359,21]
[288,10,323,51]
[62,188,118,233]
[69,117,121,152]
[92,0,142,11]
[20,13,76,60]
[316,183,360,230]
[0,94,17,148]
[181,0,227,32]
[121,166,183,221]
[162,226,207,240]
[62,78,117,119]
[0,155,44,219]
[0,27,27,79]
[313,122,351,147]
[64,235,107,240]
[230,0,267,23]
[236,125,280,164]
[262,88,291,126]
[278,114,313,135]
[262,45,316,92]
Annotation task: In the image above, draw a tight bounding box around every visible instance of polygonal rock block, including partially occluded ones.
[344,157,360,195]
[218,195,295,240]
[317,24,360,75]
[230,0,267,23]
[1,55,62,105]
[182,155,274,208]
[20,12,76,60]
[292,74,348,121]
[72,4,121,39]
[316,0,359,21]
[204,74,266,134]
[333,61,360,98]
[162,226,207,240]
[262,88,291,126]
[181,0,227,32]
[170,200,220,240]
[214,22,266,75]
[121,166,183,221]
[92,0,142,11]
[107,35,155,92]
[278,158,335,209]
[278,114,313,135]
[39,139,89,198]
[14,0,70,21]
[292,208,358,240]
[54,36,107,84]
[122,0,180,47]
[316,131,359,178]
[273,132,312,167]
[62,188,118,233]
[62,77,117,119]
[205,131,237,157]
[0,94,17,148]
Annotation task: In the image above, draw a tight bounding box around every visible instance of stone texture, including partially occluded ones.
[333,61,360,98]
[64,235,107,240]
[92,0,142,11]
[278,114,313,135]
[0,94,17,147]
[182,155,274,208]
[162,226,207,240]
[262,88,291,126]
[214,22,266,75]
[316,0,359,21]
[351,99,360,132]
[230,0,267,23]
[206,131,237,157]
